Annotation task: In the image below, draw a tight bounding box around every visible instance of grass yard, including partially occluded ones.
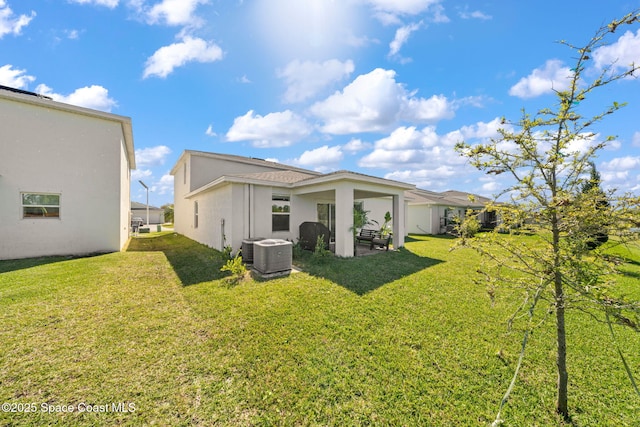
[0,233,638,426]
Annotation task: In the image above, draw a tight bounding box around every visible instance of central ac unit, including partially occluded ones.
[241,238,265,264]
[253,239,292,275]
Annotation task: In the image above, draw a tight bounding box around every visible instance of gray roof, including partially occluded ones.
[131,201,163,210]
[406,189,491,207]
[230,170,317,184]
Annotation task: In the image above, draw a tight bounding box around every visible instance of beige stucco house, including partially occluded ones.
[131,201,164,225]
[0,86,136,260]
[171,150,414,257]
[406,188,495,234]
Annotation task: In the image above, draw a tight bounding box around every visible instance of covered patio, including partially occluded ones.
[292,172,413,258]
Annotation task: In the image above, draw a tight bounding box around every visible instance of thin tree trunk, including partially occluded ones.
[555,285,569,418]
[552,212,569,419]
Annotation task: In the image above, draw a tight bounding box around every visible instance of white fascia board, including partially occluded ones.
[184,176,292,199]
[294,171,415,191]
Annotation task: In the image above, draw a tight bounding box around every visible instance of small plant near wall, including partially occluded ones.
[380,211,392,237]
[222,245,233,260]
[313,234,332,258]
[220,253,247,285]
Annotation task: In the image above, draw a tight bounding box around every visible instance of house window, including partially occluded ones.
[272,194,290,232]
[21,193,60,218]
[194,201,199,228]
[183,162,187,185]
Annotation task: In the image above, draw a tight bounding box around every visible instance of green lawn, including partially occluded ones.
[0,233,638,426]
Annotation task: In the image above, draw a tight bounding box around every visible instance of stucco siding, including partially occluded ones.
[190,155,285,192]
[0,96,128,259]
[187,184,233,251]
[362,197,393,229]
[173,159,190,236]
[408,205,433,234]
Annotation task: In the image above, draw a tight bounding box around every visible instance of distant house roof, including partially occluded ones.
[406,188,491,207]
[131,201,163,210]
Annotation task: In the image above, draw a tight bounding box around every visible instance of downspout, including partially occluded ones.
[248,184,252,238]
[221,218,225,250]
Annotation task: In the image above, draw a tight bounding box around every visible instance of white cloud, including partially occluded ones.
[593,29,640,73]
[205,124,217,136]
[368,0,448,25]
[65,29,80,39]
[135,145,172,168]
[310,68,454,134]
[481,179,500,192]
[601,156,640,171]
[294,145,343,172]
[402,94,454,123]
[375,126,439,150]
[430,3,450,23]
[69,0,119,8]
[357,118,506,189]
[156,173,174,196]
[343,138,372,153]
[35,84,117,112]
[509,59,572,99]
[633,131,640,147]
[459,7,492,20]
[278,59,355,104]
[384,166,456,189]
[143,36,223,78]
[600,156,640,191]
[131,168,153,181]
[226,110,312,148]
[0,64,35,88]
[459,117,506,140]
[388,21,422,58]
[0,1,35,38]
[146,0,208,26]
[367,0,441,18]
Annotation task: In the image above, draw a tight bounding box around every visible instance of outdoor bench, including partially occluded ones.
[355,228,391,251]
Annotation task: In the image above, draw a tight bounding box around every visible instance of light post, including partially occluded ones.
[138,180,149,226]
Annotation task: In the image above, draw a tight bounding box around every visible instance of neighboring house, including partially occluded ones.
[406,188,495,235]
[170,150,414,257]
[0,85,135,260]
[131,201,164,224]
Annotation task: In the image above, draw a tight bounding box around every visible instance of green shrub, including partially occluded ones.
[457,213,480,239]
[220,254,247,284]
[313,234,331,258]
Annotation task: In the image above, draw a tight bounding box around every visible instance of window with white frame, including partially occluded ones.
[21,193,60,218]
[272,194,290,232]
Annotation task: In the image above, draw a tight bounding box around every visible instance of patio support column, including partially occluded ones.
[334,183,354,257]
[392,193,405,250]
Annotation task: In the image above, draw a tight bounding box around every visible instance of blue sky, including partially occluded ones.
[1,0,639,207]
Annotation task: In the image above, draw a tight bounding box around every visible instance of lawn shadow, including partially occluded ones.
[296,247,444,295]
[0,252,111,274]
[127,233,227,286]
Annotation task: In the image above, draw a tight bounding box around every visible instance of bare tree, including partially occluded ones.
[455,10,640,423]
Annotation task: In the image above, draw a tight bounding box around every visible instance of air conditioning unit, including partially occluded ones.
[253,239,292,275]
[241,238,265,264]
